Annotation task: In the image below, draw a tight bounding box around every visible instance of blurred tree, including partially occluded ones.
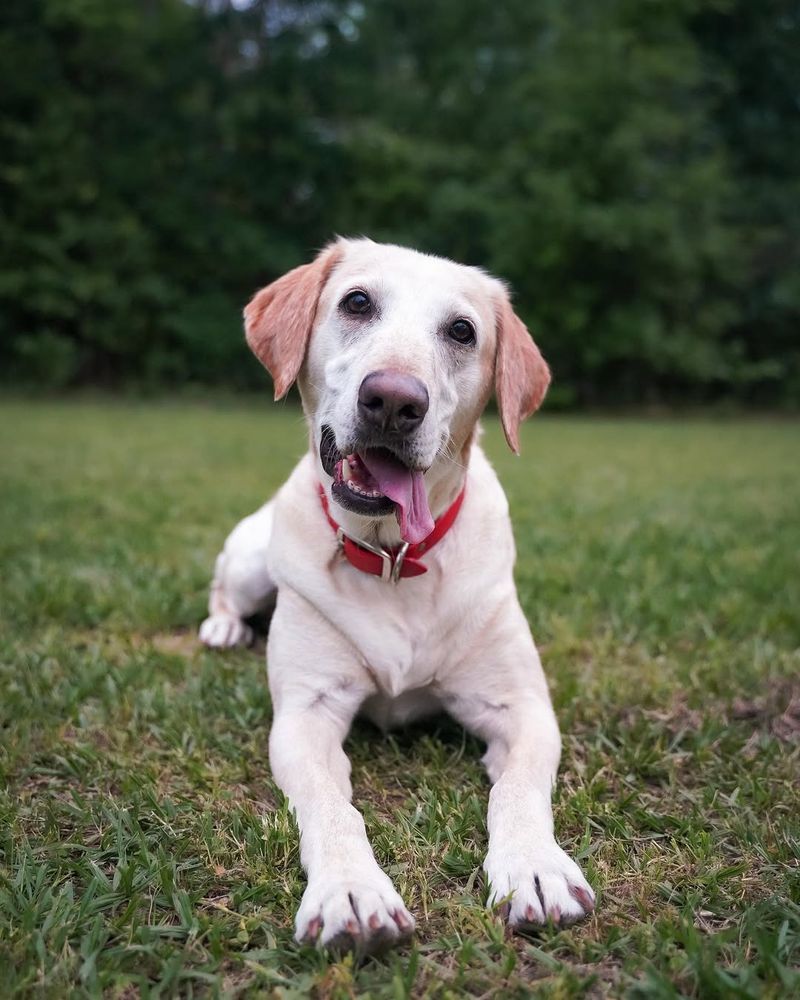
[692,0,800,402]
[0,0,338,387]
[317,0,751,403]
[0,0,797,403]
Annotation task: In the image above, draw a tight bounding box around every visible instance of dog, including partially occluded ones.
[199,238,595,952]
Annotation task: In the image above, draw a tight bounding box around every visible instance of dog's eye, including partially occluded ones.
[448,319,476,345]
[341,290,372,315]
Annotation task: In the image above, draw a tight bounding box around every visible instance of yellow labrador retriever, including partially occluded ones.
[199,238,595,952]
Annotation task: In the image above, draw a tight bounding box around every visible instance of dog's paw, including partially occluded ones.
[295,869,415,955]
[198,614,253,649]
[485,841,595,929]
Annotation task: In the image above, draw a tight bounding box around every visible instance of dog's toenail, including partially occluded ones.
[569,885,595,911]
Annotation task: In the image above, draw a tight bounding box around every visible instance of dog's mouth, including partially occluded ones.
[319,425,435,544]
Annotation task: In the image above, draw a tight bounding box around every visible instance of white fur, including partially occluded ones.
[199,240,594,952]
[199,502,275,648]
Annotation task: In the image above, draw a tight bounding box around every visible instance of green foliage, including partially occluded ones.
[1,400,798,994]
[692,0,800,403]
[0,1,798,402]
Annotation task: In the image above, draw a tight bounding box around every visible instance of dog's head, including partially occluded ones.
[245,238,549,543]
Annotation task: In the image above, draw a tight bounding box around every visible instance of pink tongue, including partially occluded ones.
[358,449,434,544]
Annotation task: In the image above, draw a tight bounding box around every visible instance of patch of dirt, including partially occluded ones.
[148,627,268,657]
[117,986,143,1000]
[600,677,800,745]
[225,781,278,814]
[148,629,203,657]
[731,677,800,742]
[220,968,256,997]
[515,947,623,997]
[644,695,703,732]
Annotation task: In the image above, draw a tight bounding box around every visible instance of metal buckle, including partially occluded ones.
[378,549,393,582]
[342,531,409,583]
[390,542,410,583]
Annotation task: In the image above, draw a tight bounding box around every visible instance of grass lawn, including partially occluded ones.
[1,399,798,998]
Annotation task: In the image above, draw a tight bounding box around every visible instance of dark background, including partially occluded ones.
[1,0,798,406]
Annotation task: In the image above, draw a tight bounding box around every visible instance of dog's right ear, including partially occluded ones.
[244,243,343,399]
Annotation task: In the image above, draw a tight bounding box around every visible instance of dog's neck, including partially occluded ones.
[326,439,472,551]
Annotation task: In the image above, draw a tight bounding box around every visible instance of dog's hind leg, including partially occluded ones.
[199,500,277,648]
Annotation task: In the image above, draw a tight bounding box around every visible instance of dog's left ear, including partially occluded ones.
[244,243,343,399]
[494,293,551,453]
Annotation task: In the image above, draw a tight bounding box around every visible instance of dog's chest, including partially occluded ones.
[331,573,457,697]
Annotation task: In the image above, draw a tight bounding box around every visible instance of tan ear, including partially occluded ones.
[495,293,551,453]
[244,243,343,399]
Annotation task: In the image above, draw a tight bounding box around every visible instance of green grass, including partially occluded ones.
[1,399,798,999]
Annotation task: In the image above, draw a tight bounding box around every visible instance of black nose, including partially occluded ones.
[357,370,430,436]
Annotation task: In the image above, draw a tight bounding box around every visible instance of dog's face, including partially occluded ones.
[245,238,549,543]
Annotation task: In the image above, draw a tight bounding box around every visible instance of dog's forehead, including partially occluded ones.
[330,240,495,310]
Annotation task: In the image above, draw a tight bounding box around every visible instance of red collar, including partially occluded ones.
[318,483,466,581]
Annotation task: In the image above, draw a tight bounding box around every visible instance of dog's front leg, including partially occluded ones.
[267,590,415,953]
[444,614,595,928]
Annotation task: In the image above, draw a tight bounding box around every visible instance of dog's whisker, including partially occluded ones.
[436,444,468,473]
